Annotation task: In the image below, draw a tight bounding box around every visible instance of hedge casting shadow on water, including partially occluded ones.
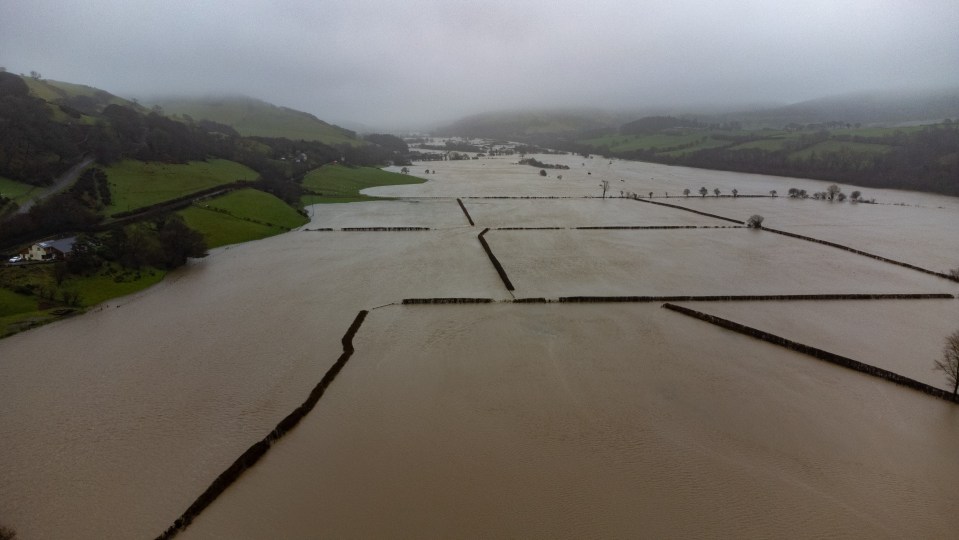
[662,303,959,404]
[629,197,745,225]
[456,198,475,226]
[156,310,369,540]
[763,227,958,281]
[478,228,515,292]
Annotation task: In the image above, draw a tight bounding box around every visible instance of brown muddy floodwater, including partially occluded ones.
[1,155,958,538]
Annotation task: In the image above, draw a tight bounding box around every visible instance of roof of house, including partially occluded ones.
[38,237,76,253]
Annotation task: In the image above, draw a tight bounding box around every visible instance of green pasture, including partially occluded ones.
[104,159,258,215]
[789,140,891,160]
[159,99,361,146]
[180,188,307,248]
[0,262,166,337]
[0,176,39,204]
[300,165,425,205]
[66,266,166,306]
[580,132,732,154]
[0,287,37,317]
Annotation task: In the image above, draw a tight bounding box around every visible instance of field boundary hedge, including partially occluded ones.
[456,198,475,226]
[763,227,958,281]
[478,228,515,292]
[156,310,369,540]
[662,303,959,404]
[558,293,953,303]
[399,293,953,305]
[629,197,745,224]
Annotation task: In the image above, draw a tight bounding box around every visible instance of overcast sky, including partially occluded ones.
[2,0,958,129]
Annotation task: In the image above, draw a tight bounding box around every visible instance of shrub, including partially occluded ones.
[746,214,764,228]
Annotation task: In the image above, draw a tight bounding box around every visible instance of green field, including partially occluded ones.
[831,125,925,138]
[300,165,426,205]
[0,263,166,337]
[789,140,891,160]
[581,132,734,154]
[104,159,258,215]
[180,188,308,248]
[728,138,792,151]
[0,176,39,204]
[0,287,37,317]
[66,266,167,306]
[159,98,361,146]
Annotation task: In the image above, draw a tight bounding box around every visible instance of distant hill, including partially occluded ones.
[435,109,624,142]
[732,88,959,127]
[155,96,362,146]
[23,77,144,116]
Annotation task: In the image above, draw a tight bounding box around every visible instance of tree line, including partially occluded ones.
[564,122,958,196]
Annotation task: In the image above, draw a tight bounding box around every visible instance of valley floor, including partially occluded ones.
[1,155,958,539]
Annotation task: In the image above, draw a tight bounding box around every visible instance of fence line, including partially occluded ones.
[478,228,515,292]
[156,310,370,540]
[763,227,957,281]
[661,303,958,404]
[456,198,475,226]
[629,198,745,224]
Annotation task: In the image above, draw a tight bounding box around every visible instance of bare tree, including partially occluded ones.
[600,180,609,199]
[732,188,738,197]
[699,186,707,197]
[827,184,841,200]
[683,188,690,197]
[770,190,777,197]
[935,330,959,397]
[713,188,721,197]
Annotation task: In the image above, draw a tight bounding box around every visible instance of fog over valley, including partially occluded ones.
[2,0,958,129]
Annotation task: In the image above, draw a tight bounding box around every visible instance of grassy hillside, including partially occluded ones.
[23,77,143,118]
[300,164,425,204]
[158,97,361,146]
[436,109,622,141]
[104,159,258,214]
[179,188,307,248]
[578,126,901,160]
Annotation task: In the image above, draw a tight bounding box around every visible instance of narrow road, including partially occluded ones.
[13,157,95,216]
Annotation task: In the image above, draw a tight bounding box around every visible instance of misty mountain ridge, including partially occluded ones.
[152,96,361,146]
[731,87,959,127]
[436,87,959,140]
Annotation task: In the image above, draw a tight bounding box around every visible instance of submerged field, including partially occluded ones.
[1,155,958,538]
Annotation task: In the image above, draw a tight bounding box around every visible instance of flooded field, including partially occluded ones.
[182,304,959,539]
[1,155,958,538]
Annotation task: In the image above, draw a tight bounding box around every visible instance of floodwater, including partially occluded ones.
[1,155,958,538]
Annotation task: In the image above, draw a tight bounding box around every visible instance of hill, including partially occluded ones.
[23,77,145,117]
[730,88,959,128]
[434,109,624,143]
[155,96,362,146]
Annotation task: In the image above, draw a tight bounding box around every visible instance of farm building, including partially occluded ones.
[21,237,76,261]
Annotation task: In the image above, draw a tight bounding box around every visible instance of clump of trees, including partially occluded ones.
[934,330,959,397]
[746,214,764,228]
[519,157,569,170]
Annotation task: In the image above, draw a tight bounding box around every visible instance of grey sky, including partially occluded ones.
[2,0,958,129]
